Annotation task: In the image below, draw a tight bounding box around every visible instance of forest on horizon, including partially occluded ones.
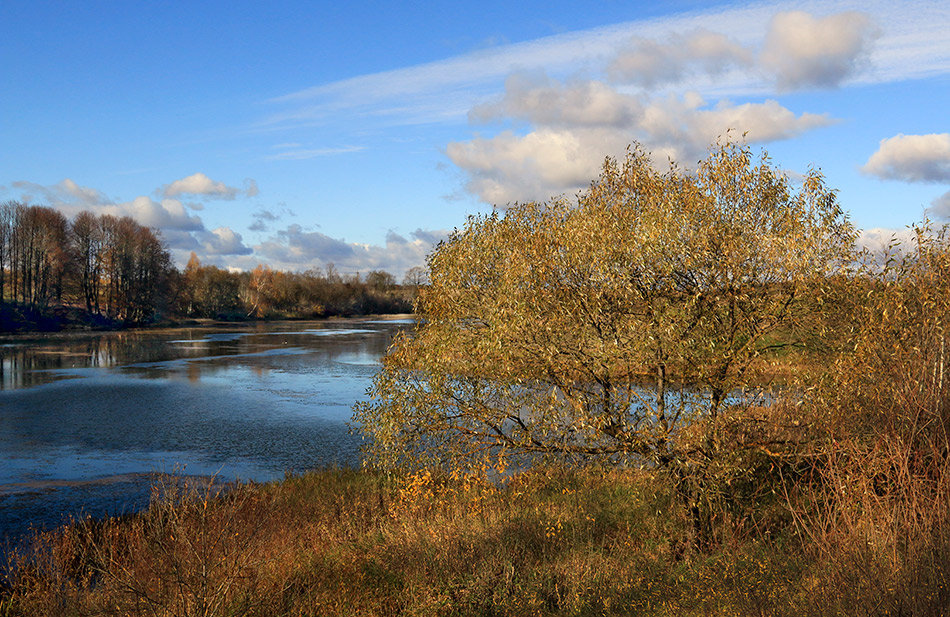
[0,200,419,332]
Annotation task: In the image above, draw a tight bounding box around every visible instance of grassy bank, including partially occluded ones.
[4,464,945,617]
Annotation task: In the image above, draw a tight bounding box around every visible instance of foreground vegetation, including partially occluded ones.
[2,459,947,617]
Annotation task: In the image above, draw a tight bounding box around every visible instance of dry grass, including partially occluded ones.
[2,464,817,617]
[2,459,948,616]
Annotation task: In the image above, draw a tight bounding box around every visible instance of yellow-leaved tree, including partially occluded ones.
[354,142,855,536]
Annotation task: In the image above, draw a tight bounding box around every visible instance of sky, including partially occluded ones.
[1,0,948,278]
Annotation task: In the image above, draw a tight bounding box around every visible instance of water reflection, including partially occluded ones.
[0,322,395,390]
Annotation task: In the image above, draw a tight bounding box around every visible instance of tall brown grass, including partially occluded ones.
[792,230,950,615]
[3,464,814,616]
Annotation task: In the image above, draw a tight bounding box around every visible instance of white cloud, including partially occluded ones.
[928,190,950,219]
[262,0,949,129]
[103,197,204,231]
[162,173,242,199]
[855,225,950,268]
[608,29,753,87]
[450,80,835,204]
[11,178,112,209]
[470,74,642,128]
[58,178,113,206]
[862,133,950,183]
[856,226,921,267]
[761,11,880,90]
[256,225,355,264]
[200,227,253,256]
[444,7,901,205]
[160,230,201,251]
[7,179,205,232]
[265,146,365,161]
[3,178,214,261]
[255,225,446,276]
[858,226,917,251]
[447,128,611,204]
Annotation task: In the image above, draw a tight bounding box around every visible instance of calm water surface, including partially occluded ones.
[0,318,410,549]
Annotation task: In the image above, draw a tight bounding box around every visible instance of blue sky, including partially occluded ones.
[1,0,948,277]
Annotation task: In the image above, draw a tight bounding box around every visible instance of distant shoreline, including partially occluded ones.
[0,308,415,341]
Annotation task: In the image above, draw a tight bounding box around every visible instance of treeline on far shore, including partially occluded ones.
[0,200,421,332]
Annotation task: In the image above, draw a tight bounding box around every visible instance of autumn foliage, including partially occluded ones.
[0,201,170,324]
[355,142,853,488]
[0,201,413,329]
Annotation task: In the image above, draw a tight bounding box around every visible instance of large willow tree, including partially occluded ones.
[355,143,855,474]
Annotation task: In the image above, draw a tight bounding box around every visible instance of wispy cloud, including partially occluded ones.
[608,29,754,88]
[265,145,366,161]
[261,0,949,131]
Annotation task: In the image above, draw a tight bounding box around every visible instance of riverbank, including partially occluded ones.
[0,467,794,615]
[3,465,943,616]
[0,308,415,341]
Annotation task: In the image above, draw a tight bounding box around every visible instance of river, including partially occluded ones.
[0,317,410,553]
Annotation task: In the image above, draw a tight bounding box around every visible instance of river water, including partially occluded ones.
[0,317,410,552]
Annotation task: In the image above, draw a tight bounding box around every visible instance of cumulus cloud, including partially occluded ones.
[162,173,242,200]
[57,178,114,206]
[160,230,201,251]
[858,226,917,252]
[3,178,217,261]
[450,77,834,204]
[855,225,950,269]
[255,225,447,276]
[200,227,253,256]
[11,178,113,209]
[447,128,610,204]
[471,74,642,128]
[862,133,950,183]
[1,175,290,268]
[928,190,950,219]
[7,178,205,232]
[856,226,922,268]
[255,225,356,264]
[760,11,880,90]
[608,29,754,87]
[103,197,204,231]
[406,228,446,246]
[446,9,883,205]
